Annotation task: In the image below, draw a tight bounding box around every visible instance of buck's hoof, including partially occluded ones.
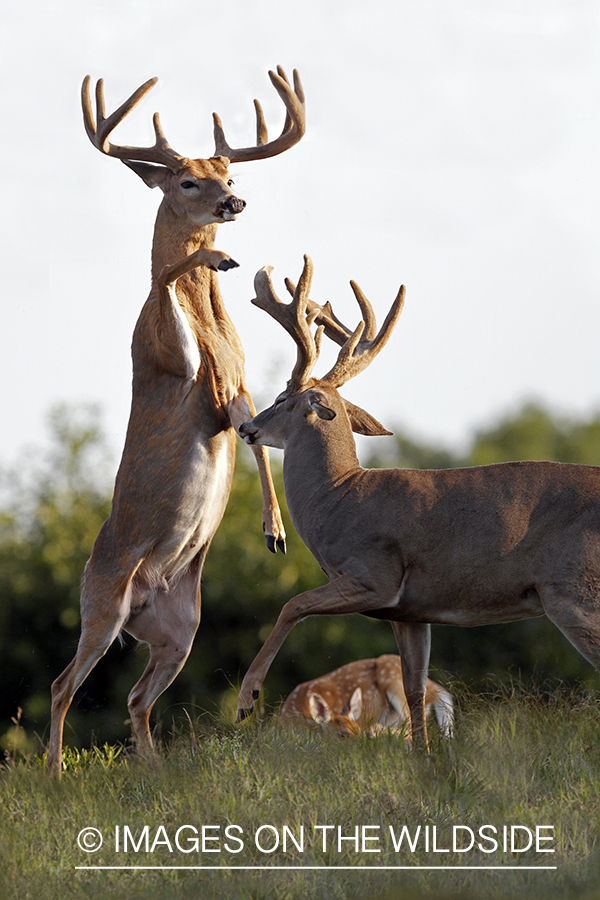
[219,257,240,271]
[265,533,286,554]
[236,705,254,723]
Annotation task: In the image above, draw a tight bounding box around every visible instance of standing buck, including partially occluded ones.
[47,69,305,775]
[281,655,453,738]
[238,255,600,746]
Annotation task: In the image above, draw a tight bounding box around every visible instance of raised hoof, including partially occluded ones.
[218,257,240,271]
[277,538,286,555]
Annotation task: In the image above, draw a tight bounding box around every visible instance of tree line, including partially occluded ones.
[1,400,600,754]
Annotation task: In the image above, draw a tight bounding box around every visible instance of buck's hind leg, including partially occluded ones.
[124,556,204,757]
[229,389,286,554]
[47,562,140,777]
[390,621,432,749]
[540,585,600,674]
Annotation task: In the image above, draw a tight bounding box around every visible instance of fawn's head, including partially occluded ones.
[307,687,363,736]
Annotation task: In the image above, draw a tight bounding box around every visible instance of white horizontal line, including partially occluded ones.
[75,865,558,871]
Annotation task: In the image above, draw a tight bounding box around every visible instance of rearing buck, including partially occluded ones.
[238,256,600,746]
[47,69,305,775]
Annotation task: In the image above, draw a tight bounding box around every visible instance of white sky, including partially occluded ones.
[1,0,599,467]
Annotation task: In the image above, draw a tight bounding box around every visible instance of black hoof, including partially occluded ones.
[236,705,254,723]
[266,534,286,554]
[219,257,240,271]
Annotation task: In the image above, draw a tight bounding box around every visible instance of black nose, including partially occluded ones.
[239,422,256,443]
[223,196,246,214]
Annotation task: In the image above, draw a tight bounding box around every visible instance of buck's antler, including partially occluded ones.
[82,76,184,169]
[320,281,405,389]
[252,255,322,391]
[284,279,378,347]
[213,66,305,163]
[261,258,405,391]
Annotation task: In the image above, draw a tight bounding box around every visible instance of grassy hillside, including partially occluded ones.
[1,685,599,900]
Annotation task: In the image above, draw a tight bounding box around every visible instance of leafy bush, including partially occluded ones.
[1,400,600,755]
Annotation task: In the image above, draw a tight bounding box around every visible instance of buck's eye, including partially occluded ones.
[227,179,234,187]
[180,180,197,190]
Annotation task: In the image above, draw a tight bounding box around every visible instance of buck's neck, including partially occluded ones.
[151,202,219,277]
[282,416,363,539]
[149,204,227,326]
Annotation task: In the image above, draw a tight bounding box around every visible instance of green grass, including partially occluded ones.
[1,686,600,900]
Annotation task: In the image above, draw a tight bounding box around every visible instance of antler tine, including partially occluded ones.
[250,65,303,147]
[275,66,303,136]
[321,283,406,389]
[284,277,355,347]
[252,255,320,390]
[254,99,269,145]
[213,66,305,163]
[348,281,378,341]
[81,76,183,169]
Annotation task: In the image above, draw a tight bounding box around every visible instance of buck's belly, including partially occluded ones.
[155,439,232,558]
[367,578,545,626]
[111,428,235,585]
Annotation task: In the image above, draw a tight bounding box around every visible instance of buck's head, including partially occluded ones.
[122,155,245,226]
[239,257,404,451]
[81,69,305,228]
[240,381,392,451]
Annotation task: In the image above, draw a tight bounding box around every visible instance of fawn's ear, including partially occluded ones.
[347,687,363,721]
[343,399,392,436]
[308,692,331,724]
[122,159,171,191]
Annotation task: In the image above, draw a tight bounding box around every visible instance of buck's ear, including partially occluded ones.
[122,159,170,190]
[308,392,336,421]
[343,399,393,436]
[308,692,331,724]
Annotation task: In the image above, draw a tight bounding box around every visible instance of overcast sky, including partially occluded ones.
[1,0,599,469]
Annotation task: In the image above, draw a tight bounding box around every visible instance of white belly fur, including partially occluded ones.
[137,438,233,586]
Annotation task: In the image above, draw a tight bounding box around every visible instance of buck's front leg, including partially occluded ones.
[390,621,431,750]
[229,391,286,553]
[154,250,239,378]
[160,247,239,280]
[236,574,381,720]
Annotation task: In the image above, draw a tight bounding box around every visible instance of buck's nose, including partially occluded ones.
[239,421,256,444]
[219,196,246,215]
